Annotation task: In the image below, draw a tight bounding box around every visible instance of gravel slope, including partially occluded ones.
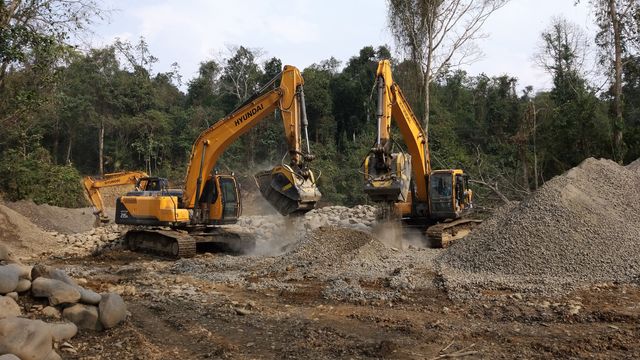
[437,158,640,297]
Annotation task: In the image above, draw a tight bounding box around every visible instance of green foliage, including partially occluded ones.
[0,148,86,207]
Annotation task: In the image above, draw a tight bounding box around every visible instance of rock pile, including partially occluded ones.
[237,205,378,255]
[0,243,128,359]
[436,158,640,296]
[51,224,124,257]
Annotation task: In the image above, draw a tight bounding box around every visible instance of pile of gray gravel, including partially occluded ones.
[436,158,640,296]
[627,157,640,172]
[276,227,389,270]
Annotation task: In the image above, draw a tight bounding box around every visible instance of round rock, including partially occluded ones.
[0,296,21,318]
[63,304,102,331]
[15,278,31,293]
[98,293,127,329]
[41,306,61,319]
[31,277,81,306]
[0,265,19,294]
[79,287,101,305]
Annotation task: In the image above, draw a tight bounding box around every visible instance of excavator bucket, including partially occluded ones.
[364,152,412,202]
[255,165,321,216]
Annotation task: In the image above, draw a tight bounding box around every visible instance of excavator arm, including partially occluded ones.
[365,60,430,205]
[182,65,320,215]
[82,171,149,223]
[114,65,320,258]
[364,60,474,228]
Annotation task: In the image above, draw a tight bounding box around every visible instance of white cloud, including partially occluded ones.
[91,0,597,91]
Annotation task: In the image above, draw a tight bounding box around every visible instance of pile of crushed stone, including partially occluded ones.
[627,157,640,172]
[3,200,95,234]
[277,227,389,270]
[436,158,640,297]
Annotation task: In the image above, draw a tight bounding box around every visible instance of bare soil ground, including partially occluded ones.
[38,247,638,360]
[3,158,640,359]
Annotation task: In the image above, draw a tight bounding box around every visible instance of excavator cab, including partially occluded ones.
[196,174,241,224]
[429,170,473,220]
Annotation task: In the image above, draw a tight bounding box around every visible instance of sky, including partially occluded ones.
[88,0,594,93]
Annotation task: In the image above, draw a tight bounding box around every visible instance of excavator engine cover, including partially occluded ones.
[364,152,412,202]
[255,165,321,216]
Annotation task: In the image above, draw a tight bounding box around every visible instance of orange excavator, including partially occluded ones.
[82,171,149,224]
[114,65,321,258]
[363,60,480,247]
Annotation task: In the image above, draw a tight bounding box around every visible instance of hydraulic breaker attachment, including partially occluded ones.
[255,165,321,216]
[363,152,412,202]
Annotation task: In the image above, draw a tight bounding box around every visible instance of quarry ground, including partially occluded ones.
[40,247,640,360]
[4,156,640,360]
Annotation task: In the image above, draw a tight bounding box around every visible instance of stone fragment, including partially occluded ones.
[31,277,81,305]
[41,306,61,319]
[63,304,102,330]
[5,292,17,301]
[98,293,127,329]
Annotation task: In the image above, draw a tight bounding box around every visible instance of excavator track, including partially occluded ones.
[124,226,257,259]
[426,219,482,248]
[190,227,256,254]
[125,229,196,259]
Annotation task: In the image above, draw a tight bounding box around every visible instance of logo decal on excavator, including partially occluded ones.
[234,104,264,127]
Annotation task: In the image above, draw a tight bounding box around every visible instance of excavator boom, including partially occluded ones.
[363,60,477,247]
[115,65,321,258]
[182,65,320,215]
[82,171,148,223]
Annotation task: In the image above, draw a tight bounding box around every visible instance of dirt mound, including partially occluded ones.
[437,158,640,295]
[0,204,58,259]
[4,200,95,234]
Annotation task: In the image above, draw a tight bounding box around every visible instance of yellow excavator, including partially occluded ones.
[115,65,321,258]
[363,60,480,247]
[82,171,149,224]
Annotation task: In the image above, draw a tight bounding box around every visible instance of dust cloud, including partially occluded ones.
[371,219,429,250]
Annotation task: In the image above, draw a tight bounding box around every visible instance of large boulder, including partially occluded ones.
[5,264,32,280]
[31,265,100,305]
[31,277,80,306]
[0,317,76,360]
[0,354,21,360]
[0,265,19,294]
[0,296,21,318]
[98,293,127,329]
[62,304,102,331]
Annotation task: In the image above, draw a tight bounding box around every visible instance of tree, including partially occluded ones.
[535,17,611,176]
[582,0,640,162]
[386,0,509,134]
[0,0,104,88]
